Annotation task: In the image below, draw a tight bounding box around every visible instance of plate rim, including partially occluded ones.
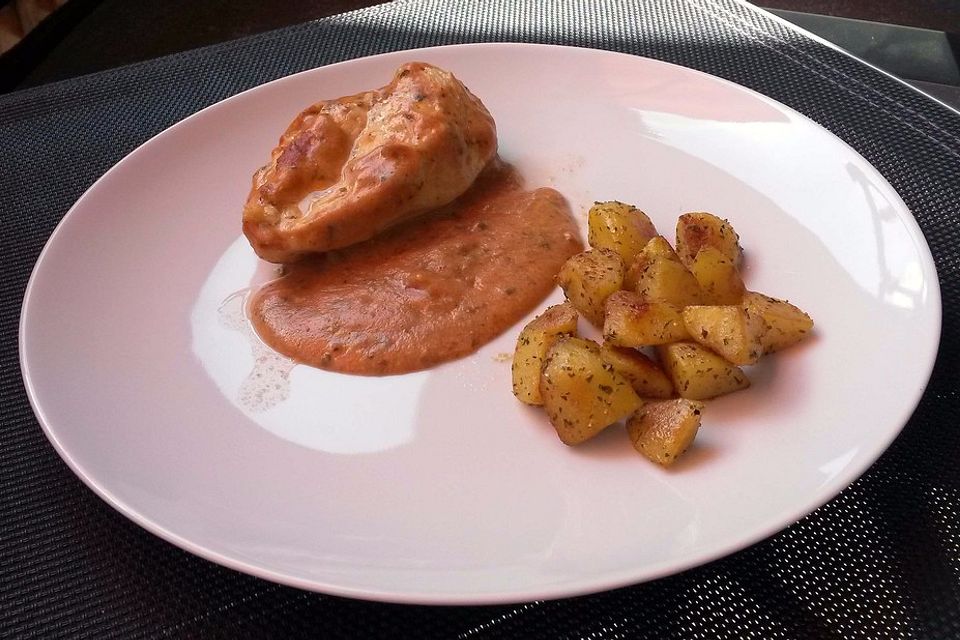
[18,41,943,605]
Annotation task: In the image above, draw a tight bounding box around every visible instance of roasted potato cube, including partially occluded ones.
[626,398,704,465]
[682,305,764,366]
[688,247,745,304]
[676,212,743,269]
[540,337,642,445]
[640,234,676,260]
[742,291,814,353]
[625,236,705,305]
[556,249,625,327]
[603,290,689,347]
[600,343,674,398]
[511,302,580,405]
[656,342,750,400]
[587,201,658,264]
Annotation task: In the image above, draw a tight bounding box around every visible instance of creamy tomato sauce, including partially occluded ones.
[249,161,582,375]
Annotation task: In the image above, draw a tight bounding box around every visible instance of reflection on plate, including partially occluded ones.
[19,43,940,604]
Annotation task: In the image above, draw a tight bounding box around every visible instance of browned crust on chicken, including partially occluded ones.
[242,62,498,262]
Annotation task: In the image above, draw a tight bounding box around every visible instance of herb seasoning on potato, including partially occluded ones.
[512,207,814,466]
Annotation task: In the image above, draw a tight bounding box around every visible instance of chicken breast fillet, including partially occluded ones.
[242,62,498,263]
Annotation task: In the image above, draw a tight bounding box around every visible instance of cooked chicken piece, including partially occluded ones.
[242,62,498,262]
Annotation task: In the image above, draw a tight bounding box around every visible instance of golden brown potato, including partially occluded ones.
[511,302,580,405]
[587,201,658,264]
[688,247,745,304]
[556,249,625,327]
[682,305,764,366]
[626,398,704,465]
[656,342,750,400]
[600,343,675,399]
[625,236,705,305]
[540,337,642,445]
[742,291,814,353]
[641,234,676,259]
[603,290,689,347]
[675,212,743,269]
[511,208,815,467]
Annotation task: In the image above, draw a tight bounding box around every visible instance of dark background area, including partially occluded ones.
[762,0,960,32]
[3,0,960,93]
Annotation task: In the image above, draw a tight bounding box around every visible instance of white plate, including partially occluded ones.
[20,43,941,604]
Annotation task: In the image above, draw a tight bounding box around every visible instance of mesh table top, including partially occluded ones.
[2,1,959,637]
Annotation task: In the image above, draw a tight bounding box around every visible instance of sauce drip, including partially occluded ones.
[249,161,582,375]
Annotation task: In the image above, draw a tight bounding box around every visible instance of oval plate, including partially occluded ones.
[20,43,941,604]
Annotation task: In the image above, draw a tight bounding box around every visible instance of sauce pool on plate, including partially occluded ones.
[249,160,583,375]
